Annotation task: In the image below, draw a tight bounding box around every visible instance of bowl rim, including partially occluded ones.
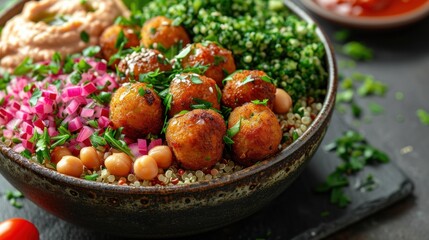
[0,1,338,195]
[301,0,429,29]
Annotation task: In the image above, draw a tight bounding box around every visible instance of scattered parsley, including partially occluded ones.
[4,190,24,209]
[317,131,389,208]
[342,41,373,61]
[251,99,269,106]
[417,109,429,126]
[224,118,241,145]
[334,29,350,42]
[83,46,101,57]
[84,173,99,181]
[29,88,42,106]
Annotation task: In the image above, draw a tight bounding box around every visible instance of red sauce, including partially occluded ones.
[315,0,429,17]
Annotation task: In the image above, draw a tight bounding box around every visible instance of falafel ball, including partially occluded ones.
[166,109,226,170]
[168,73,220,117]
[117,48,172,82]
[110,82,164,138]
[221,70,276,110]
[141,16,191,50]
[181,42,236,87]
[99,24,140,67]
[228,103,282,166]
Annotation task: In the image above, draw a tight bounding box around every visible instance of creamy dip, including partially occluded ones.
[0,0,129,71]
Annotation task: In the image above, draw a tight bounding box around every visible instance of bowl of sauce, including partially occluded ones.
[301,0,429,29]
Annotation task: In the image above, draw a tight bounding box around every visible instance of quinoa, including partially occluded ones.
[135,0,328,102]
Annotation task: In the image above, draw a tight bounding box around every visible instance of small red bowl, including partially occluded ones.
[301,0,429,29]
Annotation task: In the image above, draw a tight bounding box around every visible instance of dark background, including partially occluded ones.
[1,1,429,239]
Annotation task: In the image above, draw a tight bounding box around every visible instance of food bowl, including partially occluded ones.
[301,0,429,29]
[0,1,337,238]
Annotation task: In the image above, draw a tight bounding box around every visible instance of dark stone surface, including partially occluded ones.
[2,1,428,240]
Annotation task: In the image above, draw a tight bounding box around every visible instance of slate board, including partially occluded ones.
[0,111,414,240]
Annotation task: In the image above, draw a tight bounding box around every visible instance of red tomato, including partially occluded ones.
[0,218,39,240]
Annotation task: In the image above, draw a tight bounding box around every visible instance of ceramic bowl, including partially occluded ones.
[0,1,337,238]
[301,0,429,29]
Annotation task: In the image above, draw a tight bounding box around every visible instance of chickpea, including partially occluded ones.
[148,145,173,169]
[104,153,132,177]
[51,146,72,164]
[133,155,159,181]
[80,147,102,170]
[273,88,293,114]
[56,156,83,178]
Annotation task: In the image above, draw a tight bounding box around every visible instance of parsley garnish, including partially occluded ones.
[417,109,429,125]
[224,118,241,145]
[83,46,101,57]
[104,128,133,157]
[84,173,99,181]
[316,131,389,208]
[175,44,191,59]
[190,75,203,84]
[4,190,24,209]
[342,42,373,61]
[80,31,90,43]
[251,99,268,106]
[29,88,42,106]
[14,57,34,76]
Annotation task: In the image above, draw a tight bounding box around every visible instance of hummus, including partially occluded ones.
[0,0,129,71]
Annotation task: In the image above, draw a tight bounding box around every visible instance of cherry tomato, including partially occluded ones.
[0,218,39,240]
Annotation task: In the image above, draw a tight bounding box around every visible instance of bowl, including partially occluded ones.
[0,1,337,238]
[301,0,429,29]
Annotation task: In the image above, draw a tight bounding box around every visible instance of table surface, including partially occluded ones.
[1,1,429,239]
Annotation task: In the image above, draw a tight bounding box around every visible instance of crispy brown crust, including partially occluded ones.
[169,73,220,117]
[221,70,276,110]
[228,103,282,166]
[110,82,164,138]
[181,42,236,87]
[166,109,226,170]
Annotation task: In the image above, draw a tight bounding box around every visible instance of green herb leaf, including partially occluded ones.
[342,41,373,61]
[240,75,254,86]
[191,98,213,110]
[76,59,92,73]
[13,57,34,76]
[226,118,241,141]
[114,30,128,49]
[175,44,192,59]
[104,128,133,157]
[29,88,42,107]
[82,46,101,57]
[190,75,203,84]
[80,31,90,43]
[251,99,269,106]
[84,173,99,181]
[49,52,62,74]
[417,109,429,126]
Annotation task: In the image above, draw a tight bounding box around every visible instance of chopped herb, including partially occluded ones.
[292,131,299,141]
[395,91,404,101]
[138,87,149,97]
[175,44,192,59]
[317,131,390,207]
[240,75,254,85]
[83,46,101,57]
[251,99,269,106]
[355,174,378,192]
[13,57,34,76]
[351,102,362,118]
[29,88,42,106]
[91,92,112,105]
[20,149,32,159]
[114,30,127,49]
[34,128,51,163]
[369,102,383,115]
[80,31,90,43]
[90,132,107,147]
[342,41,373,61]
[149,27,156,35]
[334,29,350,42]
[417,109,429,125]
[213,55,225,66]
[261,75,273,83]
[104,128,133,156]
[336,89,354,103]
[76,59,92,73]
[84,173,99,181]
[51,125,72,148]
[190,75,203,84]
[87,119,99,128]
[191,98,213,110]
[50,52,62,74]
[4,190,24,209]
[70,72,82,85]
[358,76,387,96]
[224,118,241,145]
